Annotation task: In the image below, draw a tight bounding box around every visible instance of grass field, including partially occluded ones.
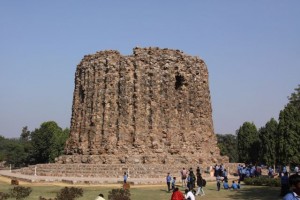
[0,176,282,200]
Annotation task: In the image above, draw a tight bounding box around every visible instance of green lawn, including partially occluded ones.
[0,176,283,200]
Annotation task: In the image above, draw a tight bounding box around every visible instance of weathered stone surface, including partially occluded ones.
[58,47,228,166]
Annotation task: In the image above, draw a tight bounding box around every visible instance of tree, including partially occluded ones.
[20,126,30,141]
[288,84,300,108]
[277,104,300,165]
[258,118,278,166]
[0,137,29,167]
[236,122,259,164]
[216,134,238,162]
[30,121,69,164]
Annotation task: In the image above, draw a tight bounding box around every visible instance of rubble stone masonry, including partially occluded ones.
[57,47,228,166]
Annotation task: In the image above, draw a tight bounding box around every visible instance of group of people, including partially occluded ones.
[237,164,262,181]
[168,167,206,200]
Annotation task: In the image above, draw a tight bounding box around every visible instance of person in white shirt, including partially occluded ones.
[184,189,195,200]
[95,193,105,200]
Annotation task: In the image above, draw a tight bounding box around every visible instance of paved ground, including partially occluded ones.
[0,170,221,185]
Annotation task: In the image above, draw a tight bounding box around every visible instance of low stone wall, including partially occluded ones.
[15,163,241,179]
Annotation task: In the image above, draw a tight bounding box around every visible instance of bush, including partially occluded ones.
[39,197,55,200]
[108,189,131,200]
[9,186,32,200]
[244,177,280,187]
[0,192,10,200]
[55,187,83,200]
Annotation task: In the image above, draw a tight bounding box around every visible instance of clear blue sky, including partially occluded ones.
[0,1,299,138]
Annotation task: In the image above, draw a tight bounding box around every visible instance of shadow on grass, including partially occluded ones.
[226,186,282,200]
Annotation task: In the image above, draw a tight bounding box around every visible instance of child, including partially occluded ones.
[231,181,238,190]
[123,172,128,183]
[172,177,176,191]
[216,175,221,191]
[237,181,241,189]
[223,180,229,189]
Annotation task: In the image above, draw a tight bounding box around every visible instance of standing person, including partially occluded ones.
[283,173,300,200]
[180,167,187,187]
[268,166,274,178]
[188,170,196,191]
[216,175,221,191]
[166,173,172,192]
[256,165,262,177]
[281,172,290,197]
[184,189,195,200]
[195,173,205,196]
[172,177,177,191]
[94,193,105,200]
[295,165,299,174]
[123,172,128,183]
[196,166,201,175]
[171,187,184,200]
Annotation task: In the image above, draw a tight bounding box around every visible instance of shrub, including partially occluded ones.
[9,186,32,200]
[0,192,10,200]
[108,189,131,200]
[55,187,83,200]
[39,197,55,200]
[244,177,280,187]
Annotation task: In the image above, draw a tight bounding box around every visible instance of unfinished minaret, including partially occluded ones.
[58,47,228,165]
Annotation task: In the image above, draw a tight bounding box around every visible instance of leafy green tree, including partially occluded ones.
[258,118,278,166]
[288,84,300,108]
[30,121,69,164]
[0,137,28,167]
[236,122,259,164]
[216,134,238,162]
[20,126,30,141]
[277,103,300,165]
[276,85,300,165]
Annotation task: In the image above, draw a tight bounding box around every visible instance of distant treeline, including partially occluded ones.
[217,84,300,167]
[0,121,69,167]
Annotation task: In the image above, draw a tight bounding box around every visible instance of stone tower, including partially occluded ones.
[59,47,228,165]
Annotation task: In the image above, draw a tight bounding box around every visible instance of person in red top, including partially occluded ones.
[171,187,184,200]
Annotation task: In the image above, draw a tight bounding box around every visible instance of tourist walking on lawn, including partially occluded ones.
[188,170,196,191]
[195,173,205,196]
[166,172,172,192]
